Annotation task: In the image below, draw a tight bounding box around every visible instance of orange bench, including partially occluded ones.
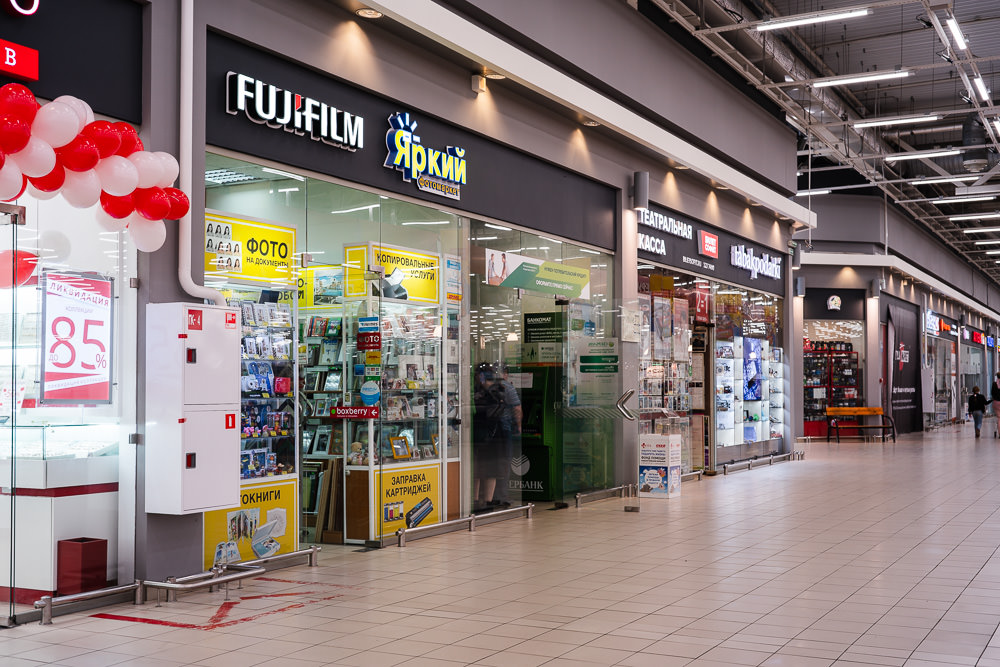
[826,407,896,443]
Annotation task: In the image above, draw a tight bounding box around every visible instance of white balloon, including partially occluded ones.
[94,155,139,197]
[61,169,102,208]
[39,230,71,262]
[127,151,165,189]
[31,101,82,148]
[153,152,180,188]
[11,137,56,178]
[0,160,23,200]
[27,183,59,201]
[54,95,94,126]
[95,207,129,232]
[128,217,166,252]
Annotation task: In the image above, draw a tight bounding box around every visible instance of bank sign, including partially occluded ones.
[636,204,784,294]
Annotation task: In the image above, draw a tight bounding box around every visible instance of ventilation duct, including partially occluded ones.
[963,114,988,173]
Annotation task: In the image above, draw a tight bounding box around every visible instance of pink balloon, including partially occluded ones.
[95,207,129,232]
[0,160,23,200]
[94,155,139,197]
[53,95,94,127]
[128,151,165,189]
[11,136,56,178]
[128,216,166,252]
[31,101,82,148]
[26,183,59,201]
[153,152,180,188]
[61,169,102,208]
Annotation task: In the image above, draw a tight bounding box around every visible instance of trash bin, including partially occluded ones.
[57,537,108,596]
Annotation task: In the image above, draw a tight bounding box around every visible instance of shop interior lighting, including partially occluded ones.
[946,16,968,50]
[813,69,911,89]
[985,250,1000,255]
[974,76,991,102]
[539,236,563,244]
[401,220,450,226]
[579,248,601,255]
[884,148,963,163]
[355,7,383,19]
[756,7,871,31]
[909,175,980,185]
[261,167,304,181]
[795,189,831,196]
[930,195,997,204]
[205,168,257,185]
[853,114,942,129]
[483,223,511,231]
[276,187,299,193]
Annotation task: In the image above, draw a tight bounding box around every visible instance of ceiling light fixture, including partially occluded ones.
[974,76,991,102]
[756,7,871,31]
[813,69,911,89]
[483,69,506,80]
[582,119,601,127]
[946,16,968,50]
[986,250,1000,255]
[795,189,831,196]
[994,117,1000,137]
[261,167,304,181]
[974,240,1000,245]
[909,175,980,185]
[355,7,383,19]
[401,220,450,226]
[930,195,997,204]
[853,114,942,129]
[884,148,963,163]
[958,219,1000,227]
[484,223,511,231]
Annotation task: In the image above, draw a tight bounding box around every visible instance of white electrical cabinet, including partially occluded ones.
[145,303,241,514]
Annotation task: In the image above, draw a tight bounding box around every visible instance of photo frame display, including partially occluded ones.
[390,436,411,459]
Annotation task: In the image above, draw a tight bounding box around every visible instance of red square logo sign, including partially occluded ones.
[225,413,236,429]
[225,312,238,329]
[187,309,203,331]
[698,231,719,258]
[0,39,38,81]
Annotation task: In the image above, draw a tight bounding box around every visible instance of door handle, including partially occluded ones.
[616,389,636,421]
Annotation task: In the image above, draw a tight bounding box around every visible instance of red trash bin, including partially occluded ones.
[57,537,108,596]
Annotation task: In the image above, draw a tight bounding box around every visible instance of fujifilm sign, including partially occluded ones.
[730,245,782,280]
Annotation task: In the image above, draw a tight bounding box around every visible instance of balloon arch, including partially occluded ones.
[0,83,190,255]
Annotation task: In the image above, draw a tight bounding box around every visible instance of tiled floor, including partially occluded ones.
[7,424,1000,665]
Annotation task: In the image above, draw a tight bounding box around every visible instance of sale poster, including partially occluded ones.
[40,271,114,403]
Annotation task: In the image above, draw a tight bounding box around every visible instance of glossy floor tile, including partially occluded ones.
[6,425,1000,665]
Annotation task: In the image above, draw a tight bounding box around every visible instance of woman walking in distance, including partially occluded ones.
[968,386,988,438]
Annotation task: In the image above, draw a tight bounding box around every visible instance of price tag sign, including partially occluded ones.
[40,271,114,404]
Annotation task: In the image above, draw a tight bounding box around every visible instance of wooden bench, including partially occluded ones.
[826,407,896,443]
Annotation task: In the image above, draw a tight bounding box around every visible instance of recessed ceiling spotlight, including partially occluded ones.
[356,7,383,19]
[582,119,601,127]
[483,69,506,80]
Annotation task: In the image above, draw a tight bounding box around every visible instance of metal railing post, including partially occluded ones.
[397,528,406,547]
[166,577,177,603]
[38,596,52,625]
[308,544,319,566]
[527,503,534,519]
[469,514,476,532]
[134,580,144,606]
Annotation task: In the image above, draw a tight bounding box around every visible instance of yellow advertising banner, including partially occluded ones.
[203,478,298,570]
[204,211,297,286]
[376,464,440,538]
[344,243,439,303]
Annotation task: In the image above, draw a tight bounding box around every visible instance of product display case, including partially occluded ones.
[715,339,741,452]
[801,346,860,437]
[767,347,784,440]
[715,335,783,465]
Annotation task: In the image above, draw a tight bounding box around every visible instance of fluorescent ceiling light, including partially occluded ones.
[277,187,299,193]
[974,240,1000,245]
[910,175,980,185]
[930,195,997,204]
[795,189,831,196]
[756,7,871,31]
[994,118,1000,137]
[330,204,379,214]
[813,70,910,88]
[853,114,942,129]
[986,250,1000,255]
[974,76,991,102]
[946,17,968,50]
[401,220,450,226]
[539,236,563,244]
[580,248,601,255]
[885,148,963,163]
[470,236,498,241]
[261,167,305,181]
[483,223,511,231]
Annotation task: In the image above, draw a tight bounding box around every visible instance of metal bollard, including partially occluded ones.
[38,596,52,626]
[527,503,534,519]
[469,514,476,532]
[575,493,581,508]
[134,580,145,606]
[308,544,319,567]
[166,577,177,603]
[397,528,406,548]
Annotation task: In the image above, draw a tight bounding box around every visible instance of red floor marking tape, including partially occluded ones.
[256,576,359,588]
[91,613,200,629]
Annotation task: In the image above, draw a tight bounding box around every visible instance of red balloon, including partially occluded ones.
[100,191,134,219]
[1,175,26,202]
[56,136,100,172]
[0,249,38,289]
[133,187,170,220]
[28,165,65,192]
[0,114,30,153]
[163,187,190,219]
[0,84,37,124]
[114,122,142,156]
[82,120,122,159]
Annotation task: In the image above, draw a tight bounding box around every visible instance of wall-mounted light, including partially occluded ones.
[471,74,487,95]
[632,171,649,211]
[794,276,806,297]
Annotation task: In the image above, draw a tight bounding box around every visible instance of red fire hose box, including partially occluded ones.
[57,537,108,596]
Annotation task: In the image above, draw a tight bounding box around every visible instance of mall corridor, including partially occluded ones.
[3,427,1000,666]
